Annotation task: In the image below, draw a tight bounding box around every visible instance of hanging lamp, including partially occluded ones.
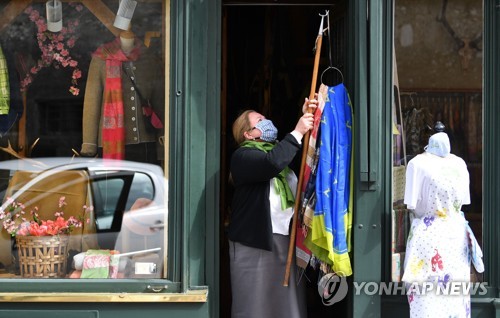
[46,0,62,32]
[113,0,138,31]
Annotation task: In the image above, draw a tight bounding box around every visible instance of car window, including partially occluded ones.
[94,178,125,231]
[91,170,155,228]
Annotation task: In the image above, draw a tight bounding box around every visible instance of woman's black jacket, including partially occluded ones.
[228,134,301,251]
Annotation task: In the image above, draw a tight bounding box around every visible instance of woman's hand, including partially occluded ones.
[302,93,319,114]
[292,93,318,138]
[294,112,315,136]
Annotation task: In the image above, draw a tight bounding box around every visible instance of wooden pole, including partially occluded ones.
[283,11,327,286]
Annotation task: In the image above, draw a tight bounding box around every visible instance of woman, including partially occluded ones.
[228,99,316,318]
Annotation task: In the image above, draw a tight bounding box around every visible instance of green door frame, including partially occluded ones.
[482,0,500,315]
[349,0,392,317]
[170,0,221,316]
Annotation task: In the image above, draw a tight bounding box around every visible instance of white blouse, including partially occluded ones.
[269,171,298,235]
[404,152,470,218]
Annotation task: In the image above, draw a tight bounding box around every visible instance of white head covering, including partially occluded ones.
[424,132,450,157]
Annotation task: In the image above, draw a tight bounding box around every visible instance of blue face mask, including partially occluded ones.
[254,119,278,142]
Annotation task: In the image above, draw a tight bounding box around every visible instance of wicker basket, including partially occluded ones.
[392,165,406,203]
[15,235,69,278]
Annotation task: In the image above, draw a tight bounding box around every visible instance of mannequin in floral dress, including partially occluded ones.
[402,126,484,318]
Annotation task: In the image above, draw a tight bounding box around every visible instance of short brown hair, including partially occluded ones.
[232,109,255,145]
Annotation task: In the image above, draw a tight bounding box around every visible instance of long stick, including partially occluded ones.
[283,11,327,286]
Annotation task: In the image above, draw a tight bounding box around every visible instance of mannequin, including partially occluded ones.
[402,124,483,318]
[80,30,165,163]
[120,30,135,54]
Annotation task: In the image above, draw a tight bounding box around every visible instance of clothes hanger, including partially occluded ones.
[320,11,345,86]
[320,65,344,85]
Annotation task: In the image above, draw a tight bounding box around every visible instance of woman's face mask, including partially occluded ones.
[254,119,278,142]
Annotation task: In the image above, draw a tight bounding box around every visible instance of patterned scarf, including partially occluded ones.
[241,140,295,210]
[92,37,141,159]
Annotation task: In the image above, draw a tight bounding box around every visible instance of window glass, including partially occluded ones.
[94,178,125,231]
[392,0,483,283]
[0,0,168,281]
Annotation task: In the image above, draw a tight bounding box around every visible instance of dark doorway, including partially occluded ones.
[220,2,349,317]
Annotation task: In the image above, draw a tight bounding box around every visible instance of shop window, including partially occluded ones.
[0,0,169,283]
[392,0,483,283]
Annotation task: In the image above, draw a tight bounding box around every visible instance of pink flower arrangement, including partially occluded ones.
[0,196,91,237]
[21,4,84,96]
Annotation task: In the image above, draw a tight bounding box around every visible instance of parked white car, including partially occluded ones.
[0,157,167,279]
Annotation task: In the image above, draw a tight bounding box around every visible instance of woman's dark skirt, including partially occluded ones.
[229,234,307,318]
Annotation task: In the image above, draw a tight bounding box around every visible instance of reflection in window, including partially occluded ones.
[0,1,167,281]
[0,0,165,162]
[0,160,166,279]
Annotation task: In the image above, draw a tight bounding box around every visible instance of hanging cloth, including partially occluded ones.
[0,44,10,115]
[0,43,23,137]
[295,83,328,269]
[304,83,353,276]
[92,37,141,159]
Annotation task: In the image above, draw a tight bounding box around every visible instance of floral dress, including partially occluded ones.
[403,152,472,318]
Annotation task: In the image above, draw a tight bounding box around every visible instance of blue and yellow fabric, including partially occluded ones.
[304,83,353,276]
